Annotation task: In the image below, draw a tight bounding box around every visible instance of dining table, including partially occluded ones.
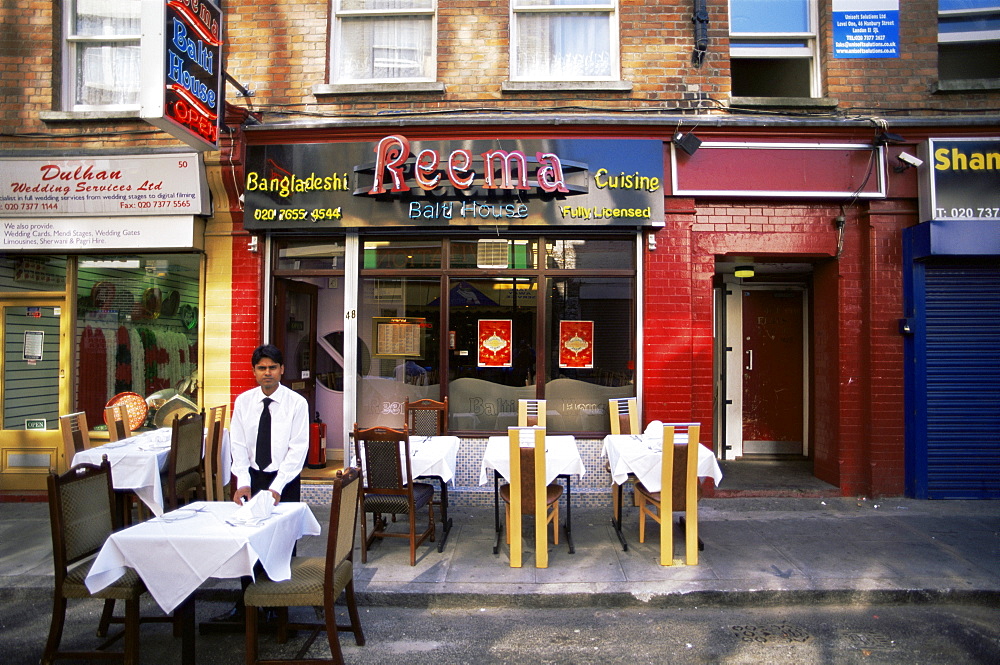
[85,500,320,665]
[73,427,231,517]
[480,432,586,554]
[352,434,461,550]
[602,432,724,550]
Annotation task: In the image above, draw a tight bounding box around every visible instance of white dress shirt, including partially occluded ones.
[230,382,310,495]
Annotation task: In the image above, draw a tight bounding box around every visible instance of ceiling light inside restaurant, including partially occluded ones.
[734,265,754,278]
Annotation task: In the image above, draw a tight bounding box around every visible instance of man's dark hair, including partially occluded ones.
[252,344,283,366]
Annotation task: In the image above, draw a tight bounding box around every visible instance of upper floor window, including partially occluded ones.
[729,0,818,97]
[510,0,618,81]
[332,0,436,83]
[938,0,1000,82]
[64,0,141,110]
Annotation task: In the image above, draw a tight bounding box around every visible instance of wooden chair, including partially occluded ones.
[42,457,146,665]
[517,399,546,427]
[163,411,206,511]
[499,427,562,568]
[634,423,703,566]
[203,404,228,501]
[244,466,365,665]
[404,397,453,549]
[607,397,639,520]
[59,412,91,469]
[104,404,131,443]
[353,424,435,566]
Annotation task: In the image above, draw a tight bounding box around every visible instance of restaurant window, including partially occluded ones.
[510,0,618,81]
[73,254,202,430]
[63,0,142,110]
[331,0,437,83]
[356,236,636,434]
[729,0,818,98]
[938,0,1000,84]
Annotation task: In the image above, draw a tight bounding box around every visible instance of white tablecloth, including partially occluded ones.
[353,435,460,486]
[73,428,231,517]
[479,434,586,486]
[602,434,723,492]
[85,501,320,613]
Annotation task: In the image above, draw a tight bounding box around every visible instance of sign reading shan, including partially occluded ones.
[244,137,664,229]
[140,0,224,151]
[920,138,1000,222]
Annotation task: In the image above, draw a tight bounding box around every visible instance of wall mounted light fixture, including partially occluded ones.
[734,265,754,278]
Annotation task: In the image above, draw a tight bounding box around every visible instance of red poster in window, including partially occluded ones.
[478,319,512,367]
[559,320,594,369]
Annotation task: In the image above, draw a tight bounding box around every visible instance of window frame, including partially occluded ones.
[937,2,1000,83]
[508,0,620,82]
[62,0,142,112]
[330,0,438,84]
[728,0,820,98]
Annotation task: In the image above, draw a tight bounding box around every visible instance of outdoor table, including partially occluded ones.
[73,427,230,517]
[480,433,586,554]
[352,434,460,550]
[85,500,320,665]
[602,433,723,550]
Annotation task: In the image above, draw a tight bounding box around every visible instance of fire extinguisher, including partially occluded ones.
[307,412,327,469]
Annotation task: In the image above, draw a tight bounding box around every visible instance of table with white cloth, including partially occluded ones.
[352,434,460,551]
[73,427,231,517]
[480,434,586,554]
[602,433,723,550]
[85,500,320,665]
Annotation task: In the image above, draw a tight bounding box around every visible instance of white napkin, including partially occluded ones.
[230,491,275,525]
[643,420,664,450]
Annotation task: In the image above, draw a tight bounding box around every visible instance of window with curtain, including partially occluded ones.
[511,0,618,81]
[729,0,817,97]
[332,0,436,82]
[938,0,1000,83]
[65,0,141,110]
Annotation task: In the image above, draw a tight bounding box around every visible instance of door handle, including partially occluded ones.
[745,349,753,371]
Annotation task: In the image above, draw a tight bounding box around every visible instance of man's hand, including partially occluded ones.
[233,486,252,505]
[267,489,281,505]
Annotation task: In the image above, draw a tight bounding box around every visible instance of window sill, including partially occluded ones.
[39,110,141,122]
[313,82,445,96]
[730,96,839,109]
[932,78,1000,92]
[502,80,633,93]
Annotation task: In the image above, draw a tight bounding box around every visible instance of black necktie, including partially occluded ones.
[256,397,273,470]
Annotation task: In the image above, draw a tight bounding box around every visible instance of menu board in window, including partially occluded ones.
[373,317,425,358]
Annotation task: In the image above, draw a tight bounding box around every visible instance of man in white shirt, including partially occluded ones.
[230,344,310,505]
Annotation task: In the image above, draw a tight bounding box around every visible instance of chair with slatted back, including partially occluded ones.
[104,404,131,443]
[59,412,91,470]
[163,411,206,511]
[244,466,365,664]
[353,424,435,566]
[42,457,146,665]
[607,397,639,524]
[499,427,562,568]
[634,423,703,566]
[202,404,228,501]
[403,397,452,549]
[517,399,546,427]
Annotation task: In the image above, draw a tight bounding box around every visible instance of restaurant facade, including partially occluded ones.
[1,0,998,500]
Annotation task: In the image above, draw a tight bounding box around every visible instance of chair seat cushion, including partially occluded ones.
[634,480,702,509]
[499,483,563,509]
[63,559,144,600]
[244,556,353,608]
[364,482,435,514]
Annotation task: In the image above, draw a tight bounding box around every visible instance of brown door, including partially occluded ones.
[741,288,804,455]
[274,279,318,415]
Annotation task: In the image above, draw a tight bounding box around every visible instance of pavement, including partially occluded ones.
[3,494,1000,608]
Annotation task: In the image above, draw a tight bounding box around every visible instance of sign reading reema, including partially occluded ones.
[140,0,224,151]
[244,137,665,229]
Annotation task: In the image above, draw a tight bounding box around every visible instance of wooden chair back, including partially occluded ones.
[58,412,91,469]
[47,457,117,580]
[608,397,639,435]
[404,397,448,436]
[517,399,546,427]
[328,466,363,576]
[203,404,228,501]
[657,423,701,566]
[165,411,206,510]
[505,426,554,568]
[104,404,131,442]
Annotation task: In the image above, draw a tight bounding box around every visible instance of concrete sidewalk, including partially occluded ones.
[3,495,999,607]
